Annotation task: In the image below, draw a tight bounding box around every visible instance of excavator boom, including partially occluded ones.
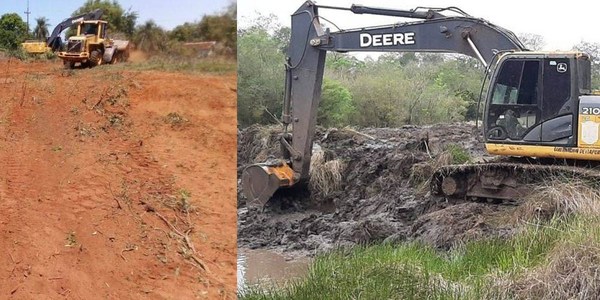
[241,1,526,207]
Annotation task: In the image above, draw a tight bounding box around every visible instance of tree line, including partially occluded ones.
[238,15,600,128]
[0,0,236,55]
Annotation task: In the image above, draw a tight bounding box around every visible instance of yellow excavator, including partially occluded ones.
[241,1,600,207]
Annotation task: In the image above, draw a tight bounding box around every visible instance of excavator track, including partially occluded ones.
[430,158,600,204]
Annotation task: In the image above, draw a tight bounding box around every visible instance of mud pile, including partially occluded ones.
[238,123,519,253]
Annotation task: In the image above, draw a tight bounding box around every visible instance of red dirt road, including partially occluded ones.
[0,60,237,299]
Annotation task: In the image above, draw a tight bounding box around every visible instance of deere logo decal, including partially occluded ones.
[359,32,416,47]
[557,63,568,73]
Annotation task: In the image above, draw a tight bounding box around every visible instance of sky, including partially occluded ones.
[1,0,233,32]
[238,0,600,52]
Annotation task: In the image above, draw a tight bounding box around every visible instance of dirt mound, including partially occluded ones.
[0,60,237,298]
[238,123,521,253]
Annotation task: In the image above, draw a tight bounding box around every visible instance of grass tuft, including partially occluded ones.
[309,148,345,197]
[445,144,471,164]
[520,178,600,221]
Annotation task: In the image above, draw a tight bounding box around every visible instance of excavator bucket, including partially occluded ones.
[241,162,296,208]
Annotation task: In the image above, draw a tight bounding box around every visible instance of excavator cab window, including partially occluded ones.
[82,23,97,35]
[487,56,575,144]
[542,58,571,120]
[491,60,539,105]
[488,59,541,140]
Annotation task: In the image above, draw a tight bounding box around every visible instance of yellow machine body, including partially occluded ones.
[21,40,51,54]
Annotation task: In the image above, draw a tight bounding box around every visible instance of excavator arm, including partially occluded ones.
[241,1,526,207]
[47,9,103,51]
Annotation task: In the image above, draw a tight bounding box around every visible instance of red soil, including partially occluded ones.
[0,59,237,299]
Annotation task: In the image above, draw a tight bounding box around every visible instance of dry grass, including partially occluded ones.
[503,239,600,300]
[494,179,600,300]
[255,125,279,149]
[409,151,452,191]
[164,112,189,128]
[520,179,600,221]
[240,125,281,164]
[309,148,345,197]
[114,55,236,74]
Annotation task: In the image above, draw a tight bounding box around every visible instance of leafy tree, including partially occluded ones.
[272,26,290,53]
[434,57,484,120]
[33,17,49,41]
[518,33,545,51]
[239,13,280,34]
[70,0,138,37]
[224,1,236,19]
[197,14,236,49]
[377,53,417,67]
[170,22,197,42]
[238,20,286,125]
[573,41,600,89]
[326,53,365,80]
[132,20,167,53]
[318,79,355,127]
[0,13,27,50]
[167,2,236,52]
[238,15,480,128]
[341,60,467,127]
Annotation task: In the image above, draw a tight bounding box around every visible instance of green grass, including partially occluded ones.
[446,143,471,164]
[241,215,600,300]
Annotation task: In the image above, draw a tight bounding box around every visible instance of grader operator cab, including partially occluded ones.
[58,14,129,69]
[241,1,600,207]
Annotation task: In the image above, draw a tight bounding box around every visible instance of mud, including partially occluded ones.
[238,123,520,254]
[0,59,237,298]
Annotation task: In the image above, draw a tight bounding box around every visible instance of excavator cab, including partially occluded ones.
[484,52,600,159]
[485,53,590,144]
[78,21,109,39]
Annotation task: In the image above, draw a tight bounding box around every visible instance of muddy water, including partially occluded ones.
[237,248,311,293]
